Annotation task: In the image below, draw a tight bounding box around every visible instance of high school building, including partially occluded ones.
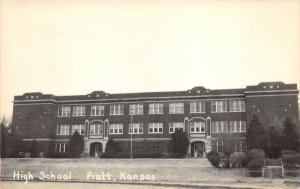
[12,82,299,158]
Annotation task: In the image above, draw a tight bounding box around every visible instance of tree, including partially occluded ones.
[1,117,9,157]
[281,117,299,152]
[105,138,121,158]
[1,117,23,157]
[266,126,281,158]
[246,114,267,150]
[29,140,39,158]
[69,131,84,157]
[171,129,189,158]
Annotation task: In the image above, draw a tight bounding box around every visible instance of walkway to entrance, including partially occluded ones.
[90,142,102,157]
[191,141,205,158]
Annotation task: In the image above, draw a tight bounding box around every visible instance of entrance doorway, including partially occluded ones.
[191,141,205,158]
[90,142,102,157]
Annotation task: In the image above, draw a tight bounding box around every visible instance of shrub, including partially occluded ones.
[69,131,84,157]
[230,152,247,168]
[281,150,297,156]
[105,139,122,158]
[246,149,265,159]
[207,151,221,168]
[170,130,189,158]
[282,153,300,169]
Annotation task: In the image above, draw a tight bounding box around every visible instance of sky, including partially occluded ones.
[1,0,300,119]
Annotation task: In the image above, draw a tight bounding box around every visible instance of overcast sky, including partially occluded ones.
[1,0,300,119]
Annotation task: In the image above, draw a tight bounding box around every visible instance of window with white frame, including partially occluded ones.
[169,122,184,133]
[55,143,66,152]
[216,141,223,153]
[89,124,104,136]
[129,123,143,134]
[109,124,123,134]
[229,121,246,133]
[149,103,163,114]
[71,124,85,135]
[148,123,163,134]
[110,104,124,115]
[229,100,246,112]
[129,104,143,115]
[169,102,184,114]
[56,125,70,135]
[233,142,244,152]
[211,121,228,133]
[190,101,205,113]
[190,122,205,133]
[91,105,104,116]
[211,101,227,113]
[72,106,86,116]
[58,106,71,117]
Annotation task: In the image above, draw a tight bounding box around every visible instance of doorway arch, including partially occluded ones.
[90,142,103,157]
[191,141,205,158]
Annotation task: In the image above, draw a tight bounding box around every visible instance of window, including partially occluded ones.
[149,103,163,114]
[190,122,205,133]
[169,122,184,133]
[212,121,228,133]
[229,121,246,133]
[109,124,123,134]
[229,100,246,112]
[129,123,143,134]
[211,101,227,113]
[91,105,104,116]
[129,104,143,115]
[190,101,205,113]
[216,141,223,153]
[55,143,67,152]
[71,124,85,135]
[89,124,104,136]
[148,123,163,134]
[169,102,184,114]
[58,106,71,117]
[72,106,86,116]
[56,125,70,135]
[110,104,124,115]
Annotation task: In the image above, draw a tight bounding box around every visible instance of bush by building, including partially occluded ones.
[229,152,247,168]
[103,138,122,158]
[69,131,84,158]
[245,149,265,177]
[170,129,189,158]
[207,151,221,168]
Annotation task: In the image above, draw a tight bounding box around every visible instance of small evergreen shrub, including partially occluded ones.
[230,152,247,168]
[207,151,221,168]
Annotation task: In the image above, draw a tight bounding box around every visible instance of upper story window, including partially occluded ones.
[169,122,184,133]
[190,122,205,133]
[129,123,143,134]
[56,125,70,135]
[169,102,184,114]
[190,101,205,113]
[229,121,246,133]
[229,100,246,112]
[71,124,85,135]
[109,123,123,134]
[211,101,227,113]
[212,121,228,133]
[91,105,105,116]
[72,106,86,117]
[149,103,163,114]
[148,123,163,134]
[58,106,71,117]
[110,104,124,115]
[89,123,104,136]
[129,104,143,115]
